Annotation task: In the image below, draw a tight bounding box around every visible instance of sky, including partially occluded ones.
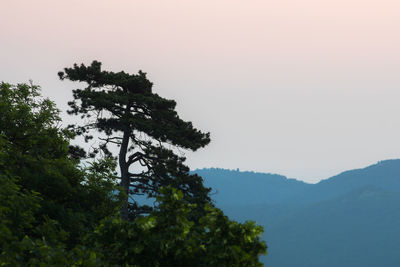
[1,0,400,183]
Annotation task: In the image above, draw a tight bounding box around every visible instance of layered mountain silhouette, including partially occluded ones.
[196,159,400,267]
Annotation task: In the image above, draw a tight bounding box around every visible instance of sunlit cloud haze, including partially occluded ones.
[1,0,400,183]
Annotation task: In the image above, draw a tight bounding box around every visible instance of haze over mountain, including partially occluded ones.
[196,159,400,266]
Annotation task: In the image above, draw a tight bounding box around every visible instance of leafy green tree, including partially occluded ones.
[0,82,122,257]
[0,168,102,266]
[58,61,211,219]
[87,186,267,266]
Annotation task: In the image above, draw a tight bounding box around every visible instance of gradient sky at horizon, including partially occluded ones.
[1,0,400,183]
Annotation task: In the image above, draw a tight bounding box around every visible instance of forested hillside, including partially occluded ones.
[198,161,400,266]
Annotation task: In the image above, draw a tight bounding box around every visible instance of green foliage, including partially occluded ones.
[88,186,267,266]
[0,154,90,266]
[0,81,267,266]
[0,82,121,265]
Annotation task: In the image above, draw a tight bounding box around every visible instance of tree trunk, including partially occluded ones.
[119,128,130,220]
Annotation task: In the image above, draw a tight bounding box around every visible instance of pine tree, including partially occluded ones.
[58,61,211,219]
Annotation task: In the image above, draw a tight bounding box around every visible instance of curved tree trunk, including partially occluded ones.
[119,127,130,220]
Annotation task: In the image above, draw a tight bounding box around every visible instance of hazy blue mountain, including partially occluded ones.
[298,159,400,204]
[196,159,400,267]
[196,168,310,206]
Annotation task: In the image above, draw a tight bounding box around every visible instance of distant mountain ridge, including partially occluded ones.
[197,159,400,204]
[195,159,400,267]
[195,168,309,206]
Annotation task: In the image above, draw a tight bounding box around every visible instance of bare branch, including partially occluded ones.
[127,151,145,166]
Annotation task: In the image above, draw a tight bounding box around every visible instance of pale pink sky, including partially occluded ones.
[1,0,400,182]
